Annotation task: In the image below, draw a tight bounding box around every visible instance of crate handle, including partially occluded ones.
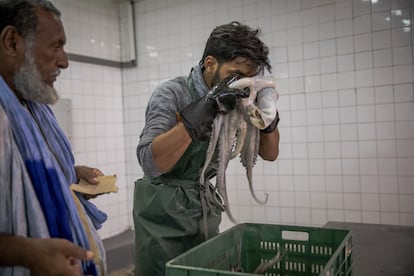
[281,230,309,241]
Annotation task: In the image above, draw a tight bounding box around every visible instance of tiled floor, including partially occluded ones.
[108,265,135,276]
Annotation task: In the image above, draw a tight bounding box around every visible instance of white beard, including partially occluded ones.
[14,50,59,105]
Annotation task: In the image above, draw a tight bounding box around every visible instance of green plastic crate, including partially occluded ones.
[166,223,352,276]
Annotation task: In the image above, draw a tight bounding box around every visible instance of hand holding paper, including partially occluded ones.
[71,175,118,195]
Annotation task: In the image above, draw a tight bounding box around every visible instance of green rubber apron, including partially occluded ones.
[133,74,222,276]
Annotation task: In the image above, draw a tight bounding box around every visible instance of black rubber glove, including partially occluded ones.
[261,111,280,134]
[180,76,249,140]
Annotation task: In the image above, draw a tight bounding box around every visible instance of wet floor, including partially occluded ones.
[108,265,135,276]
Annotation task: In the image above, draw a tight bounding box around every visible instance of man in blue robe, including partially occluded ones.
[0,1,107,275]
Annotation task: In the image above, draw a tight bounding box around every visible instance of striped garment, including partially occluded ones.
[0,76,106,275]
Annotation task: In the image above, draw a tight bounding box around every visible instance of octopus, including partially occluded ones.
[200,77,278,223]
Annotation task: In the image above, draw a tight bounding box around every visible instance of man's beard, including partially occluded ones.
[210,70,220,88]
[210,62,223,88]
[14,51,59,105]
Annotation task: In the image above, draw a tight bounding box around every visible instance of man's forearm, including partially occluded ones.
[259,128,279,161]
[151,122,192,173]
[0,234,31,268]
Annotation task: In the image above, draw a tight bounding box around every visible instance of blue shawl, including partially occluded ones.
[0,76,106,275]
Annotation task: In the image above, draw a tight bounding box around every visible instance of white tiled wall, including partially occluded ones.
[53,0,414,239]
[123,0,414,232]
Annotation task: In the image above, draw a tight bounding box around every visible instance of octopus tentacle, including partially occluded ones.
[200,115,224,185]
[214,113,236,219]
[200,77,278,224]
[229,107,247,159]
[240,124,268,204]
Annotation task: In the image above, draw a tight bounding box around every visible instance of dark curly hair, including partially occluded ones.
[0,0,61,41]
[199,21,272,76]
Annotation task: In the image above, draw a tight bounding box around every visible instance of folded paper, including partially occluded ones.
[71,175,118,195]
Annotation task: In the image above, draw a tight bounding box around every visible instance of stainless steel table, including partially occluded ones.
[324,221,414,276]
